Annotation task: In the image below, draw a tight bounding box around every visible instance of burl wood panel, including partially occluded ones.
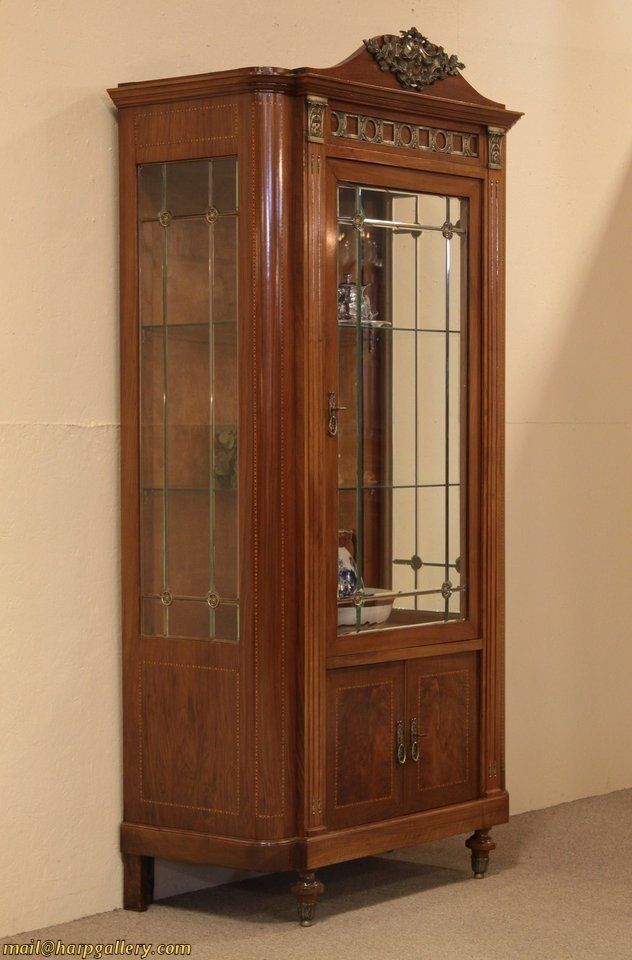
[326,663,404,829]
[406,651,479,811]
[140,660,240,816]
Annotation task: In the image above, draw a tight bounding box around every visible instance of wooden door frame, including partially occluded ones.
[324,158,483,658]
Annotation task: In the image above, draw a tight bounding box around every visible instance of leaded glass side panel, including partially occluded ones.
[138,159,239,642]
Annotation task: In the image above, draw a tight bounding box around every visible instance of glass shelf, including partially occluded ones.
[143,486,238,495]
[139,210,238,224]
[338,216,466,236]
[142,593,239,604]
[338,482,459,492]
[141,320,237,330]
[337,321,462,334]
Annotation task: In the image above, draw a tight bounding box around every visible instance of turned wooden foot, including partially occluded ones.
[465,829,496,879]
[291,871,324,927]
[123,853,154,911]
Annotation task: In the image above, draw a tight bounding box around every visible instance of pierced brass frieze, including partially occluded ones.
[331,110,478,160]
[364,27,464,91]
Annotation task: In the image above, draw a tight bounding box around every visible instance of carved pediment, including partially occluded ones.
[364,28,464,91]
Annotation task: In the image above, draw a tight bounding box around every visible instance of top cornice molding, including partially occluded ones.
[108,33,522,129]
[107,66,295,107]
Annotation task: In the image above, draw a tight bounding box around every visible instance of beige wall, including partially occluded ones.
[1,0,631,938]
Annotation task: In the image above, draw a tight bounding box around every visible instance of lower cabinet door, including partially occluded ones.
[326,662,405,829]
[405,652,480,812]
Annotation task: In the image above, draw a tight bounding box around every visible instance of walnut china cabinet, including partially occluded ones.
[108,29,521,925]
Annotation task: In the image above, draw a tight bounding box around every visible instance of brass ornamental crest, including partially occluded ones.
[364,27,464,91]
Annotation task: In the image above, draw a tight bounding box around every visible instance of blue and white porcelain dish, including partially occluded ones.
[337,587,395,627]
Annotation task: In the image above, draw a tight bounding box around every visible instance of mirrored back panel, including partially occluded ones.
[138,158,239,642]
[336,183,468,635]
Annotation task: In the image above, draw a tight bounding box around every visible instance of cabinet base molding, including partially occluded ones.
[120,822,300,872]
[305,793,508,868]
[120,793,508,874]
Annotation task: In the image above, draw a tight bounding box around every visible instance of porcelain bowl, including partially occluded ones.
[337,588,395,627]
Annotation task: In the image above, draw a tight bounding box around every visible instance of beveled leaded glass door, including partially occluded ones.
[335,175,471,637]
[138,158,239,642]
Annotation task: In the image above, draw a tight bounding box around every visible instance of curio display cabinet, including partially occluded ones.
[108,28,522,925]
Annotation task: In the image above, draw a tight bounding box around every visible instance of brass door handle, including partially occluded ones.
[327,392,347,437]
[396,720,407,765]
[410,717,428,763]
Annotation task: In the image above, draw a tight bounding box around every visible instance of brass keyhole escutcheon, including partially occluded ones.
[410,717,427,763]
[327,391,347,437]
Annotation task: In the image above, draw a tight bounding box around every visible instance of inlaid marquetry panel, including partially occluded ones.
[140,660,240,816]
[406,652,479,811]
[134,99,238,162]
[326,663,405,828]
